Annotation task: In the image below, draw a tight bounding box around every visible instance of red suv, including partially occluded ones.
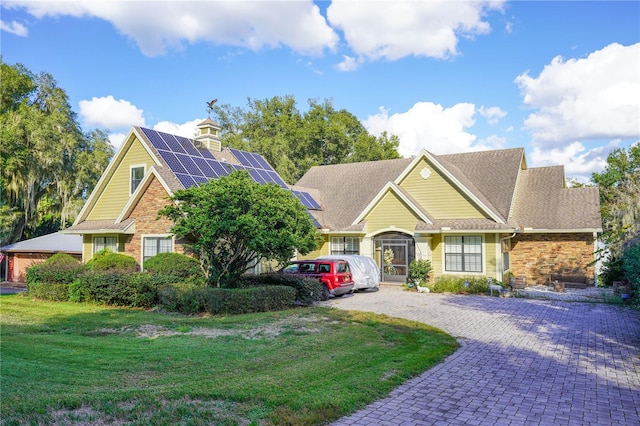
[282,260,354,300]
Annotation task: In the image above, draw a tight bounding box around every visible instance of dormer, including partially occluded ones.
[195,118,222,151]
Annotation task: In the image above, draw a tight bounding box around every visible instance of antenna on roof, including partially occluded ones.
[206,98,218,118]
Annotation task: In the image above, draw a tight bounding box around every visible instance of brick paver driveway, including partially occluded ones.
[327,287,640,425]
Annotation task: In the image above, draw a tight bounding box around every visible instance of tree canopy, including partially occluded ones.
[0,60,113,245]
[213,96,401,184]
[158,171,319,288]
[591,144,640,256]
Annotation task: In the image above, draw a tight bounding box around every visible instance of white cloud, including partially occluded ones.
[478,106,507,125]
[79,96,145,129]
[528,141,617,182]
[153,119,202,139]
[6,0,338,57]
[364,102,504,157]
[108,132,127,150]
[0,19,28,36]
[327,0,505,61]
[336,55,359,72]
[515,43,640,146]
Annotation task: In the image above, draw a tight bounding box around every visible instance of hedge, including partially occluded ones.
[237,273,323,306]
[144,252,205,281]
[70,271,159,308]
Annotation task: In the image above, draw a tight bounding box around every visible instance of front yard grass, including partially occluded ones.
[0,295,458,425]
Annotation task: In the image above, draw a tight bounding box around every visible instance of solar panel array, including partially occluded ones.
[140,128,322,217]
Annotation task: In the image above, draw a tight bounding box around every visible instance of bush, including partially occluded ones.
[599,255,625,286]
[157,283,297,315]
[201,286,296,315]
[27,282,70,301]
[622,242,640,297]
[87,249,137,272]
[26,253,86,285]
[408,259,432,284]
[237,273,323,306]
[144,252,205,282]
[26,253,86,301]
[71,270,159,308]
[430,275,494,295]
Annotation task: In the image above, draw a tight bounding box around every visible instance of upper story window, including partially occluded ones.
[130,166,145,194]
[331,237,359,255]
[444,236,482,272]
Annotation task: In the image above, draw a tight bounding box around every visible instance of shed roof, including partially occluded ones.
[1,232,82,254]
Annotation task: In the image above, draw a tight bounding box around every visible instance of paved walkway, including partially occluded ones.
[327,287,640,425]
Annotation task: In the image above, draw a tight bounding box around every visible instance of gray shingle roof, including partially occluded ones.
[1,232,82,253]
[510,167,602,230]
[295,158,413,230]
[295,148,601,233]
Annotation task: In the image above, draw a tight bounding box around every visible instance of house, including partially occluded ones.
[65,119,321,269]
[293,148,602,286]
[67,117,601,286]
[0,232,82,282]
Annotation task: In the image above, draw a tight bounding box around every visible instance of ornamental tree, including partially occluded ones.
[158,171,319,288]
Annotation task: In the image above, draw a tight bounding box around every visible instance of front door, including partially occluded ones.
[375,234,414,283]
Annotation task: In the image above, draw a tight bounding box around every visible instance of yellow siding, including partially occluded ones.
[299,235,330,259]
[87,139,154,220]
[430,233,499,279]
[364,190,420,234]
[399,158,488,219]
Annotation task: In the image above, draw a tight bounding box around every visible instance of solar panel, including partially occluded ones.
[253,153,271,170]
[229,148,253,167]
[248,169,266,184]
[209,160,230,177]
[307,211,321,228]
[300,191,321,210]
[175,154,203,176]
[141,127,170,150]
[157,150,187,174]
[175,173,197,188]
[197,147,214,159]
[176,135,201,157]
[266,171,288,188]
[160,132,187,154]
[193,157,216,178]
[193,176,209,186]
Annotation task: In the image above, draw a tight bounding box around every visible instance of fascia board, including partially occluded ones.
[395,149,505,224]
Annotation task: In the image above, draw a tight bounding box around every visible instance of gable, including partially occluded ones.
[87,137,156,221]
[398,157,490,220]
[363,189,423,233]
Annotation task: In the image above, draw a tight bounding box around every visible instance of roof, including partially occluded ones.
[1,232,82,254]
[70,126,322,234]
[295,147,602,233]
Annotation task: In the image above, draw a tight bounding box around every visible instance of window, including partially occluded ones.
[331,237,359,255]
[130,166,145,194]
[94,236,117,253]
[143,236,172,263]
[444,236,482,272]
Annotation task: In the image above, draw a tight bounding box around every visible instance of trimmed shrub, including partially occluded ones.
[27,283,70,301]
[201,286,296,315]
[72,270,159,308]
[87,250,137,272]
[599,255,625,286]
[430,275,494,295]
[26,253,86,301]
[26,253,86,285]
[237,273,323,305]
[144,252,204,282]
[157,282,207,315]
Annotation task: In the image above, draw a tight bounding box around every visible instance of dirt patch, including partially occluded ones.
[99,315,326,340]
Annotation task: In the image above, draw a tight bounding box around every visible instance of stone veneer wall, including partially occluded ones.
[509,233,596,286]
[123,176,187,266]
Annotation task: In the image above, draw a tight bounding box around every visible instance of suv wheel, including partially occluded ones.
[320,284,330,301]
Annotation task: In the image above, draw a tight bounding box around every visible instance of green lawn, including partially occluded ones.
[0,294,458,425]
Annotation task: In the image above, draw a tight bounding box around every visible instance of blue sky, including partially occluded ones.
[2,1,639,182]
